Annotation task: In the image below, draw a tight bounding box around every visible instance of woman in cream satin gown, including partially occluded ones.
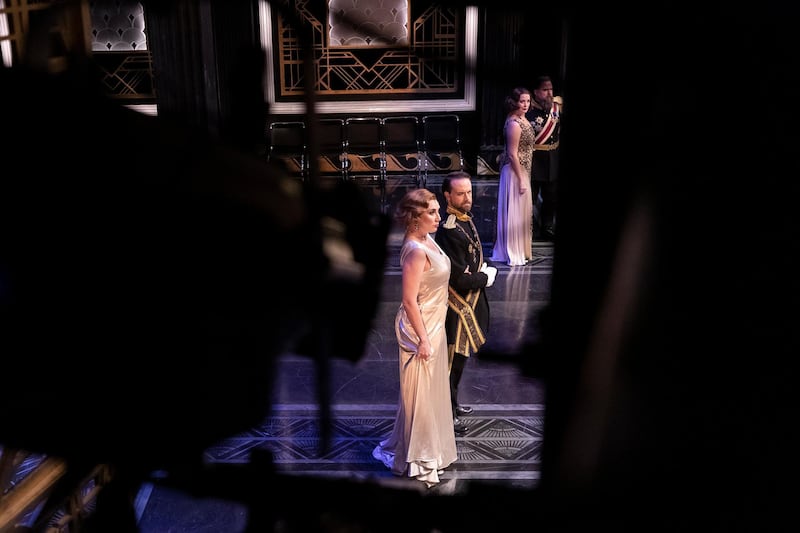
[491,87,535,266]
[373,189,457,488]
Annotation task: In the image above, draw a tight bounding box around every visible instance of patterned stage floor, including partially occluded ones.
[134,244,550,529]
[203,403,544,494]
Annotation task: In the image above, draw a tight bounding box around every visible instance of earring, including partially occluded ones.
[415,222,419,232]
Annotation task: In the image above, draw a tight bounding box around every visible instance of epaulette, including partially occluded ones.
[443,214,457,229]
[554,95,563,105]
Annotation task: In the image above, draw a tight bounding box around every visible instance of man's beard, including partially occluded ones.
[537,95,554,112]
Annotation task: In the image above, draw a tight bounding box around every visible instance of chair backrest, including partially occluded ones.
[267,121,307,179]
[422,114,461,151]
[383,115,419,152]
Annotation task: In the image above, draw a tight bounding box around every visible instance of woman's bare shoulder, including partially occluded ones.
[505,116,522,129]
[400,240,426,263]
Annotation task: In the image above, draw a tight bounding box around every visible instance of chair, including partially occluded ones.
[266,121,307,180]
[342,117,385,210]
[382,115,422,187]
[309,118,348,181]
[421,114,464,186]
[344,117,385,182]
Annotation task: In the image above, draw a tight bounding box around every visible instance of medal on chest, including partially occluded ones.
[452,216,481,266]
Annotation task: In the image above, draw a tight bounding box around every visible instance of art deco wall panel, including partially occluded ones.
[272,0,461,99]
[260,1,477,114]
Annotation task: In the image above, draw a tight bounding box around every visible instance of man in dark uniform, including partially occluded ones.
[435,171,497,435]
[526,75,563,241]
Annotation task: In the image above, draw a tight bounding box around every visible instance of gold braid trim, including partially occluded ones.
[447,286,486,357]
[446,205,471,222]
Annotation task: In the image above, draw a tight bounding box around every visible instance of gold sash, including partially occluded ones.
[448,286,486,357]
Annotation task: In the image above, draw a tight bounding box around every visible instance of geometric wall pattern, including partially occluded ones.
[274,0,462,99]
[89,0,154,101]
[89,0,147,51]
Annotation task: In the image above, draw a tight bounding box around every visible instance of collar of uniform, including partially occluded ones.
[531,99,553,112]
[446,205,472,222]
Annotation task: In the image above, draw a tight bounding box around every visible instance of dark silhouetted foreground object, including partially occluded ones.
[0,62,388,475]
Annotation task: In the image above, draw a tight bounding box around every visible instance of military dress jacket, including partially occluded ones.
[526,96,562,183]
[435,212,490,357]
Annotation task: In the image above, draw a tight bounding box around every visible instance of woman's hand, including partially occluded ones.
[416,339,432,361]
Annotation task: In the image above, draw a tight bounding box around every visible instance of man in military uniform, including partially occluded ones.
[435,171,497,435]
[526,75,563,241]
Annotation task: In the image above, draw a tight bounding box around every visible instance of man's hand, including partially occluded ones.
[480,262,498,287]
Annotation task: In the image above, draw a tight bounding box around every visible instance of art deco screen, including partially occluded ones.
[328,0,409,48]
[266,0,466,102]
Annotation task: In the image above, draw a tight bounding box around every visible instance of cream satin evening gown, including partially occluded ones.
[373,235,457,487]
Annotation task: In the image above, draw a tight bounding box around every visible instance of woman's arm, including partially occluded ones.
[401,246,432,360]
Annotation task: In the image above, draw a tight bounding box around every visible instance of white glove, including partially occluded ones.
[480,263,498,288]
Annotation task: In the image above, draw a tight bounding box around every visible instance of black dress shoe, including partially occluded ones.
[455,405,473,416]
[453,418,469,435]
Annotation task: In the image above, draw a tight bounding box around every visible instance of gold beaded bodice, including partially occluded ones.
[499,116,534,175]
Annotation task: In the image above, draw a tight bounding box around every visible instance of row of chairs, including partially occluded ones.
[266,115,464,187]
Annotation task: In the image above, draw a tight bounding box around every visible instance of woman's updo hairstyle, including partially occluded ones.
[394,188,437,230]
[504,87,531,113]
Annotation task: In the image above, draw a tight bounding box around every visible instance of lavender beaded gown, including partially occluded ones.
[491,115,534,266]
